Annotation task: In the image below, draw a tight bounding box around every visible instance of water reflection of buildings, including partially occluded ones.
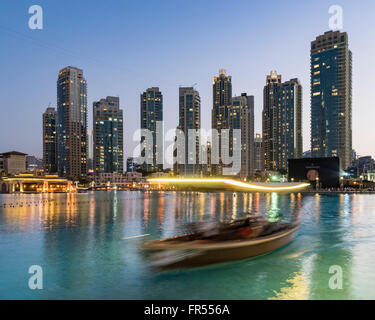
[265,193,356,300]
[1,191,304,235]
[0,193,80,231]
[266,193,280,222]
[137,192,304,238]
[39,192,143,297]
[303,194,353,299]
[3,191,365,299]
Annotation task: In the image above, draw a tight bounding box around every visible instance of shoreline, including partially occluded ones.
[1,189,375,195]
[301,190,375,195]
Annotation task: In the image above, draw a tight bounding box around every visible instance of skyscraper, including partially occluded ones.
[27,156,43,173]
[212,69,232,175]
[87,129,94,172]
[263,71,302,171]
[126,157,141,173]
[42,107,57,174]
[201,141,212,176]
[140,87,163,172]
[228,93,255,178]
[254,133,263,172]
[176,87,201,175]
[93,96,124,175]
[57,66,88,180]
[310,31,352,169]
[213,69,232,109]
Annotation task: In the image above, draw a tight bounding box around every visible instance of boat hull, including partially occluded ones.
[143,226,299,270]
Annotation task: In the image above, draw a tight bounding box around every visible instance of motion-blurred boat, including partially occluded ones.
[142,217,299,270]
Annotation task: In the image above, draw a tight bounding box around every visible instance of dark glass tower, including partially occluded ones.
[263,71,302,171]
[57,66,88,180]
[140,87,163,172]
[93,96,124,175]
[311,31,352,169]
[42,107,57,174]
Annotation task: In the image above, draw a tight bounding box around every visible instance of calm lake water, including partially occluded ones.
[0,191,374,299]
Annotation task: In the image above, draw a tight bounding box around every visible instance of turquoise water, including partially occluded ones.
[0,191,374,299]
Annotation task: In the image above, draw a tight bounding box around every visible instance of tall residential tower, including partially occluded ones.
[176,87,201,176]
[56,66,88,180]
[310,31,352,169]
[212,69,232,175]
[42,107,57,174]
[140,87,163,172]
[93,96,124,175]
[254,134,263,173]
[263,71,302,171]
[228,93,255,178]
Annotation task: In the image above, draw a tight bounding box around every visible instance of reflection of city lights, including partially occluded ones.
[148,178,310,191]
[267,193,280,222]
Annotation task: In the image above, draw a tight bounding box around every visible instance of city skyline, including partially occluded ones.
[2,1,375,303]
[1,0,375,162]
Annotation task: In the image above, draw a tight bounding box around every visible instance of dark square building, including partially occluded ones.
[288,157,340,188]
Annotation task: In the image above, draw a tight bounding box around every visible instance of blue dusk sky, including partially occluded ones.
[1,0,375,161]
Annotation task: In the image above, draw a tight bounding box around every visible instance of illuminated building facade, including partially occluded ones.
[213,69,232,109]
[140,87,163,172]
[87,129,94,172]
[42,107,57,173]
[254,133,263,172]
[212,69,232,175]
[176,87,201,175]
[0,174,74,193]
[93,96,124,175]
[311,31,352,170]
[228,93,255,178]
[57,66,88,180]
[263,71,302,171]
